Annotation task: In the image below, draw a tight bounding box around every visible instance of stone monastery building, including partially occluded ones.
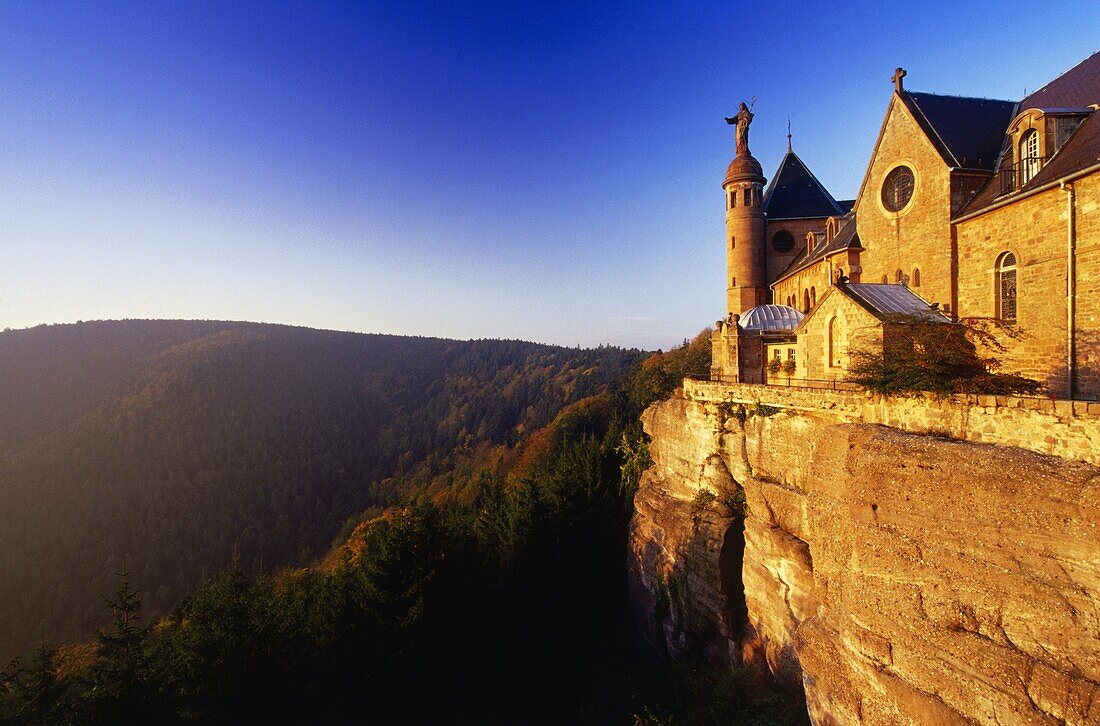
[711,51,1100,399]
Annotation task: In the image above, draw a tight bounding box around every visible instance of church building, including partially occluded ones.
[711,51,1100,399]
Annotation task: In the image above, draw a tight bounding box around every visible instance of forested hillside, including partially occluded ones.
[1,329,805,724]
[0,320,641,659]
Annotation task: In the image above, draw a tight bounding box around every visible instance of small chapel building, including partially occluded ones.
[711,51,1100,399]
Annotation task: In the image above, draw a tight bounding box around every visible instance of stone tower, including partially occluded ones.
[722,104,768,317]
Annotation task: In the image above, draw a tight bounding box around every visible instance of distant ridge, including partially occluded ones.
[0,319,643,658]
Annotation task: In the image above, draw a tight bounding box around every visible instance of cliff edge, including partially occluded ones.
[629,388,1100,724]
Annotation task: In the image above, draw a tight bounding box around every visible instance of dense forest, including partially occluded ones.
[1,328,806,723]
[0,320,642,660]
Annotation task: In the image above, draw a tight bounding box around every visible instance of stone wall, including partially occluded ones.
[766,218,827,287]
[682,379,1100,466]
[773,260,830,314]
[795,290,881,381]
[955,170,1100,398]
[856,94,954,312]
[630,384,1100,724]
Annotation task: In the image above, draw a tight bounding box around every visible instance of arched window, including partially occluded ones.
[826,218,838,242]
[828,316,839,367]
[912,268,921,287]
[881,274,888,284]
[811,286,816,307]
[895,269,904,284]
[1020,130,1040,184]
[997,252,1017,323]
[803,290,810,313]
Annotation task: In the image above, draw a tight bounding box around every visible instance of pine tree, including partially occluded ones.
[82,572,153,723]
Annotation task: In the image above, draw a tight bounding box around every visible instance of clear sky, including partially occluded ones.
[1,2,1096,349]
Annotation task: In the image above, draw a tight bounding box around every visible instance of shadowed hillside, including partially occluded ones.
[1,327,807,724]
[0,320,642,659]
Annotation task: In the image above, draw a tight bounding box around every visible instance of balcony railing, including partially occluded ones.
[999,156,1048,194]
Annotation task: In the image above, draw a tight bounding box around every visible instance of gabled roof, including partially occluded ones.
[762,149,844,219]
[772,213,861,286]
[955,51,1100,219]
[901,92,1017,170]
[796,282,949,333]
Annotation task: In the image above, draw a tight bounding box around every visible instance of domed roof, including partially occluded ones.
[738,304,805,332]
[723,153,765,186]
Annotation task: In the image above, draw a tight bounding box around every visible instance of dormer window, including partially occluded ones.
[1000,108,1091,194]
[1020,129,1040,185]
[806,231,816,252]
[826,217,838,242]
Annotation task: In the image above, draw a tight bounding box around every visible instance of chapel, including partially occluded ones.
[711,51,1100,398]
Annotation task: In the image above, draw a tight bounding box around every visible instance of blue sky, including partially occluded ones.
[1,2,1096,349]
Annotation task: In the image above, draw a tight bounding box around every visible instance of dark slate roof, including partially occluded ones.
[902,92,1017,170]
[956,51,1100,218]
[1020,50,1100,110]
[773,214,861,285]
[836,199,856,213]
[762,149,844,219]
[844,283,949,321]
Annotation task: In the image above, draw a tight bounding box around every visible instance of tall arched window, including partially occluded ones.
[895,269,904,284]
[997,252,1017,323]
[828,316,838,367]
[1020,130,1040,184]
[912,268,921,287]
[881,274,888,284]
[803,290,810,313]
[810,286,816,307]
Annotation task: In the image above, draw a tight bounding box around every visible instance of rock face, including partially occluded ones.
[628,394,1100,725]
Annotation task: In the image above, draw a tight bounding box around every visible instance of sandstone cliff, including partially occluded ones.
[629,390,1100,724]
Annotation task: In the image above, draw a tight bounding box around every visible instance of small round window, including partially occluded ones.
[771,230,794,252]
[881,165,915,212]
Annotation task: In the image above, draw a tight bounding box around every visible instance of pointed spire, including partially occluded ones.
[786,116,792,152]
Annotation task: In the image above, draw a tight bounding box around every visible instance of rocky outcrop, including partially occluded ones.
[628,392,1100,725]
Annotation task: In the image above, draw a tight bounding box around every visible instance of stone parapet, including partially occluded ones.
[682,379,1100,466]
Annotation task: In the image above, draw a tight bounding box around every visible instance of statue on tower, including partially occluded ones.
[725,100,755,156]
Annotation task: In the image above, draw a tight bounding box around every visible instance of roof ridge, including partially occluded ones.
[906,89,1016,105]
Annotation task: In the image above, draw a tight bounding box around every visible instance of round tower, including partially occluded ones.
[722,110,768,317]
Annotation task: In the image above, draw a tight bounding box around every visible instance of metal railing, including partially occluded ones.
[999,156,1048,194]
[685,373,862,392]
